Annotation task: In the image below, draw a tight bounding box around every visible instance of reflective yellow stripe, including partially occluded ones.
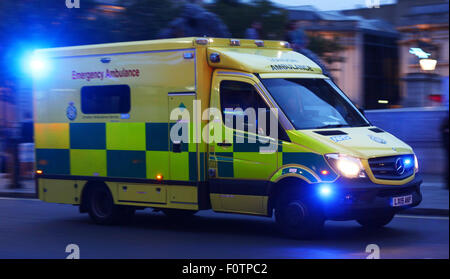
[70,149,107,177]
[106,122,146,150]
[34,123,69,149]
[146,151,169,179]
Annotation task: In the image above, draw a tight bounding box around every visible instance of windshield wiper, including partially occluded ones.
[314,124,351,129]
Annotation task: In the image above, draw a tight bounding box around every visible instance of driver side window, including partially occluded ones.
[220,80,265,133]
[219,80,289,141]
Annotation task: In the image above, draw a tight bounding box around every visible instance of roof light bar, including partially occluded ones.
[281,41,290,48]
[230,39,240,46]
[255,40,264,47]
[195,38,209,45]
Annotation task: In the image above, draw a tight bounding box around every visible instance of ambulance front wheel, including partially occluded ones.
[275,189,325,239]
[87,185,135,225]
[356,211,395,228]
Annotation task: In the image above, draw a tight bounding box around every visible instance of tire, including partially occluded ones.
[356,212,395,228]
[87,185,135,225]
[275,189,324,239]
[162,209,198,219]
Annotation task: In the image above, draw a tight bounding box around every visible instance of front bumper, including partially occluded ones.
[322,174,422,221]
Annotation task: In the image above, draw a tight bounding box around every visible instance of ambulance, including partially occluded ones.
[32,37,422,238]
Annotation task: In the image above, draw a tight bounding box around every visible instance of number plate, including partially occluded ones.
[391,195,413,207]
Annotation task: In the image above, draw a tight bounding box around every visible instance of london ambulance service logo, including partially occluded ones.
[66,102,77,121]
[368,134,387,144]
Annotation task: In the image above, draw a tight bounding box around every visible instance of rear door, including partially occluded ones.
[168,92,198,182]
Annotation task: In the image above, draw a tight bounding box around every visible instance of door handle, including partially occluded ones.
[217,142,232,147]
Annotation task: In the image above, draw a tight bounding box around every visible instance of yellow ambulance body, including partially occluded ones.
[33,37,422,238]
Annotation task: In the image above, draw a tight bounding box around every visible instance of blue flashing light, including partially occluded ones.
[21,50,49,78]
[404,158,412,166]
[30,57,45,73]
[318,185,333,199]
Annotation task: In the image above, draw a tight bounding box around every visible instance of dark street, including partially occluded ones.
[0,198,447,259]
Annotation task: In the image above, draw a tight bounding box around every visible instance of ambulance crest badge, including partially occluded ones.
[66,102,77,121]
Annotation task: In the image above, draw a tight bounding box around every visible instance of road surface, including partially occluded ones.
[0,198,448,259]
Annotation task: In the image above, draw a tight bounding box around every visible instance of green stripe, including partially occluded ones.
[146,123,169,151]
[169,122,188,152]
[216,152,233,178]
[189,152,198,181]
[233,132,278,152]
[278,140,283,152]
[70,123,106,149]
[281,167,318,183]
[107,150,146,178]
[199,152,205,181]
[36,149,70,175]
[282,152,337,181]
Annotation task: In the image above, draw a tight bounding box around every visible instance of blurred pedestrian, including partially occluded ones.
[441,115,449,189]
[285,22,331,77]
[245,21,262,39]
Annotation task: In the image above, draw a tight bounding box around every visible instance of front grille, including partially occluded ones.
[368,154,415,180]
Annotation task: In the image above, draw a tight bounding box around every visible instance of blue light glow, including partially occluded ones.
[404,158,412,166]
[30,57,45,73]
[20,49,50,78]
[318,185,333,199]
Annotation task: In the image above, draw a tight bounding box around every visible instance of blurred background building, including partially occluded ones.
[285,5,399,109]
[343,0,449,107]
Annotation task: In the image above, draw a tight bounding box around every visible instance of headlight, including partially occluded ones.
[325,154,366,178]
[414,154,419,173]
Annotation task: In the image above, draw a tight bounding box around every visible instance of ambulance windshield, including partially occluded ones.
[261,78,370,130]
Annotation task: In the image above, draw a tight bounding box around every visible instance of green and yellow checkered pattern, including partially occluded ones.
[210,131,338,182]
[34,122,205,181]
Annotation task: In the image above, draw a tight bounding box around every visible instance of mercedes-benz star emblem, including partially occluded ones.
[395,158,405,175]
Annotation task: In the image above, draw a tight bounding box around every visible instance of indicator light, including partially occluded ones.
[156,174,163,181]
[321,170,329,175]
[36,170,43,175]
[414,155,419,173]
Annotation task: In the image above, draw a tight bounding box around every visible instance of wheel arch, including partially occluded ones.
[79,180,111,213]
[267,176,312,217]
